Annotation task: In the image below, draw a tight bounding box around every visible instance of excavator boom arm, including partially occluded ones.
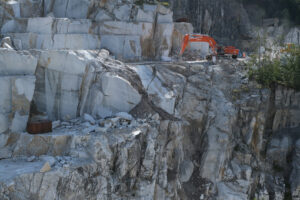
[180,34,218,56]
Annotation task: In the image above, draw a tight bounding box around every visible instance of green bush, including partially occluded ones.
[248,46,300,90]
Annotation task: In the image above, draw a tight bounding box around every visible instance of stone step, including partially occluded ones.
[4,33,101,50]
[0,116,150,158]
[1,0,164,22]
[3,32,152,59]
[0,156,96,199]
[1,18,173,59]
[1,124,94,158]
[1,18,154,36]
[0,48,37,75]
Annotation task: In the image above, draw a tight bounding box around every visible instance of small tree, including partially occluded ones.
[248,45,300,90]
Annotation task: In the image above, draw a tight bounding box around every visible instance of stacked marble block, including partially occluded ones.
[0,0,185,61]
[0,49,37,135]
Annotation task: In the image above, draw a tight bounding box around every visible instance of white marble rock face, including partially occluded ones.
[11,76,36,132]
[5,1,300,200]
[0,48,37,134]
[0,49,37,75]
[154,23,174,60]
[0,76,36,134]
[0,0,175,60]
[32,50,143,120]
[99,72,142,116]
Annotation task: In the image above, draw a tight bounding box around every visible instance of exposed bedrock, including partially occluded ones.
[0,48,299,199]
[0,1,300,200]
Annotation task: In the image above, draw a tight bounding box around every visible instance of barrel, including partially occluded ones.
[27,120,52,134]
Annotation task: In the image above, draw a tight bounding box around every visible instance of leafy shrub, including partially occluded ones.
[248,45,300,90]
[134,0,145,6]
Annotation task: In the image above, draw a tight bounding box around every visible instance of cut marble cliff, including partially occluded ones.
[0,0,300,200]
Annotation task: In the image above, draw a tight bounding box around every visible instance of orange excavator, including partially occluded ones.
[179,34,245,59]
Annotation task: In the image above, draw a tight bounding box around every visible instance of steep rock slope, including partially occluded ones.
[0,0,300,200]
[0,49,299,199]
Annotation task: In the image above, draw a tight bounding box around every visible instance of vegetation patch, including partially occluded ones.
[248,45,300,91]
[134,0,169,7]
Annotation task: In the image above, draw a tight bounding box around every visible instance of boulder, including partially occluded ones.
[0,37,14,49]
[148,76,176,114]
[133,65,178,115]
[83,113,95,124]
[115,112,133,121]
[40,162,51,173]
[99,72,141,116]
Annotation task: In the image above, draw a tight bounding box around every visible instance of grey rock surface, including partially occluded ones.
[1,54,299,199]
[0,1,300,200]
